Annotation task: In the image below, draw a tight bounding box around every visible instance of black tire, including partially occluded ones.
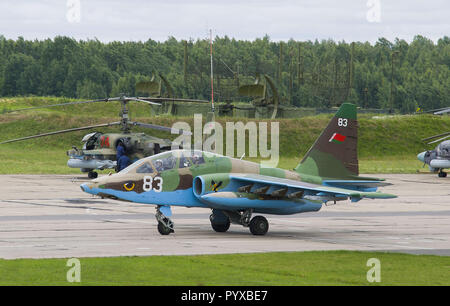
[157,222,173,235]
[438,171,447,178]
[88,171,98,179]
[249,216,269,236]
[211,219,230,232]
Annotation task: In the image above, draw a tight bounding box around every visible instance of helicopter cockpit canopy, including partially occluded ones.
[82,132,101,150]
[82,132,97,142]
[437,140,450,158]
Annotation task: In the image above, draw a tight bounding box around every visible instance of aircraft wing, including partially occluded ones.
[231,173,395,200]
[198,173,396,208]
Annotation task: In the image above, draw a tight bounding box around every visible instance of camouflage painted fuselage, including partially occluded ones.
[81,150,323,215]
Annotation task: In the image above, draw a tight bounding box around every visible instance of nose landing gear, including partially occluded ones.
[155,206,174,235]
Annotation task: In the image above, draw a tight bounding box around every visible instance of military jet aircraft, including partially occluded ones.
[81,103,396,235]
[417,131,450,177]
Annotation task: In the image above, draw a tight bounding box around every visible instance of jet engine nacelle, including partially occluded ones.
[193,173,230,198]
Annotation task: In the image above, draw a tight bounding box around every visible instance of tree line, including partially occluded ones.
[0,34,448,112]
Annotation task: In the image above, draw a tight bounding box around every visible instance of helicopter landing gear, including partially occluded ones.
[155,206,174,235]
[88,171,98,179]
[438,170,447,178]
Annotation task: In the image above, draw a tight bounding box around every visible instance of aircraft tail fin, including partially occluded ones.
[295,103,359,180]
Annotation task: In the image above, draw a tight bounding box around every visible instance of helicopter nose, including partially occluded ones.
[417,151,426,163]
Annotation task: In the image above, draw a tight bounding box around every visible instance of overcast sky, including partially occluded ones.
[0,0,448,43]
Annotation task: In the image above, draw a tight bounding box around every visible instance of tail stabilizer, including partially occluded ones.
[295,103,358,179]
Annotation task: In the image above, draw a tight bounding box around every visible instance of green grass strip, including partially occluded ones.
[1,251,448,286]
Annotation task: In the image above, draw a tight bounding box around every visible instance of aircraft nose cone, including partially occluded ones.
[417,151,426,162]
[80,182,96,194]
[80,183,88,192]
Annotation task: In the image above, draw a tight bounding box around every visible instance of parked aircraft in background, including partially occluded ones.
[418,131,450,177]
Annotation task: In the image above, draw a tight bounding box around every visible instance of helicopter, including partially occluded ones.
[1,95,208,178]
[417,131,450,177]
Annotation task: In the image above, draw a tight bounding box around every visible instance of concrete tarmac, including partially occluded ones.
[0,174,449,259]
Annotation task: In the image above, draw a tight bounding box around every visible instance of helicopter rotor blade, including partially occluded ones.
[417,107,450,114]
[434,108,450,115]
[0,122,121,144]
[2,96,208,114]
[232,105,255,110]
[2,98,120,114]
[415,107,450,115]
[126,97,162,106]
[136,97,210,104]
[130,121,192,136]
[427,135,450,145]
[422,131,450,142]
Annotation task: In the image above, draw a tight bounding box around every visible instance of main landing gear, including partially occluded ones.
[88,171,98,179]
[249,216,269,236]
[155,206,174,235]
[209,209,269,236]
[209,209,231,232]
[154,207,269,236]
[438,170,447,178]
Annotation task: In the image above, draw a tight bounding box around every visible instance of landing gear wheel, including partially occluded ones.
[209,210,231,233]
[210,218,230,233]
[438,171,447,178]
[157,221,173,235]
[249,216,269,236]
[155,207,174,235]
[88,171,98,179]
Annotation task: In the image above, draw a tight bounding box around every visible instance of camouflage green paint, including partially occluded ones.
[160,169,180,191]
[259,166,286,178]
[198,173,231,193]
[214,155,233,173]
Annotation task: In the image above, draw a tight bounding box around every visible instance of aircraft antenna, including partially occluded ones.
[210,29,215,112]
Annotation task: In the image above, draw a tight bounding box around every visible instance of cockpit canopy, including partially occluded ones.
[118,150,208,174]
[82,132,98,142]
[437,140,450,158]
[82,132,101,150]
